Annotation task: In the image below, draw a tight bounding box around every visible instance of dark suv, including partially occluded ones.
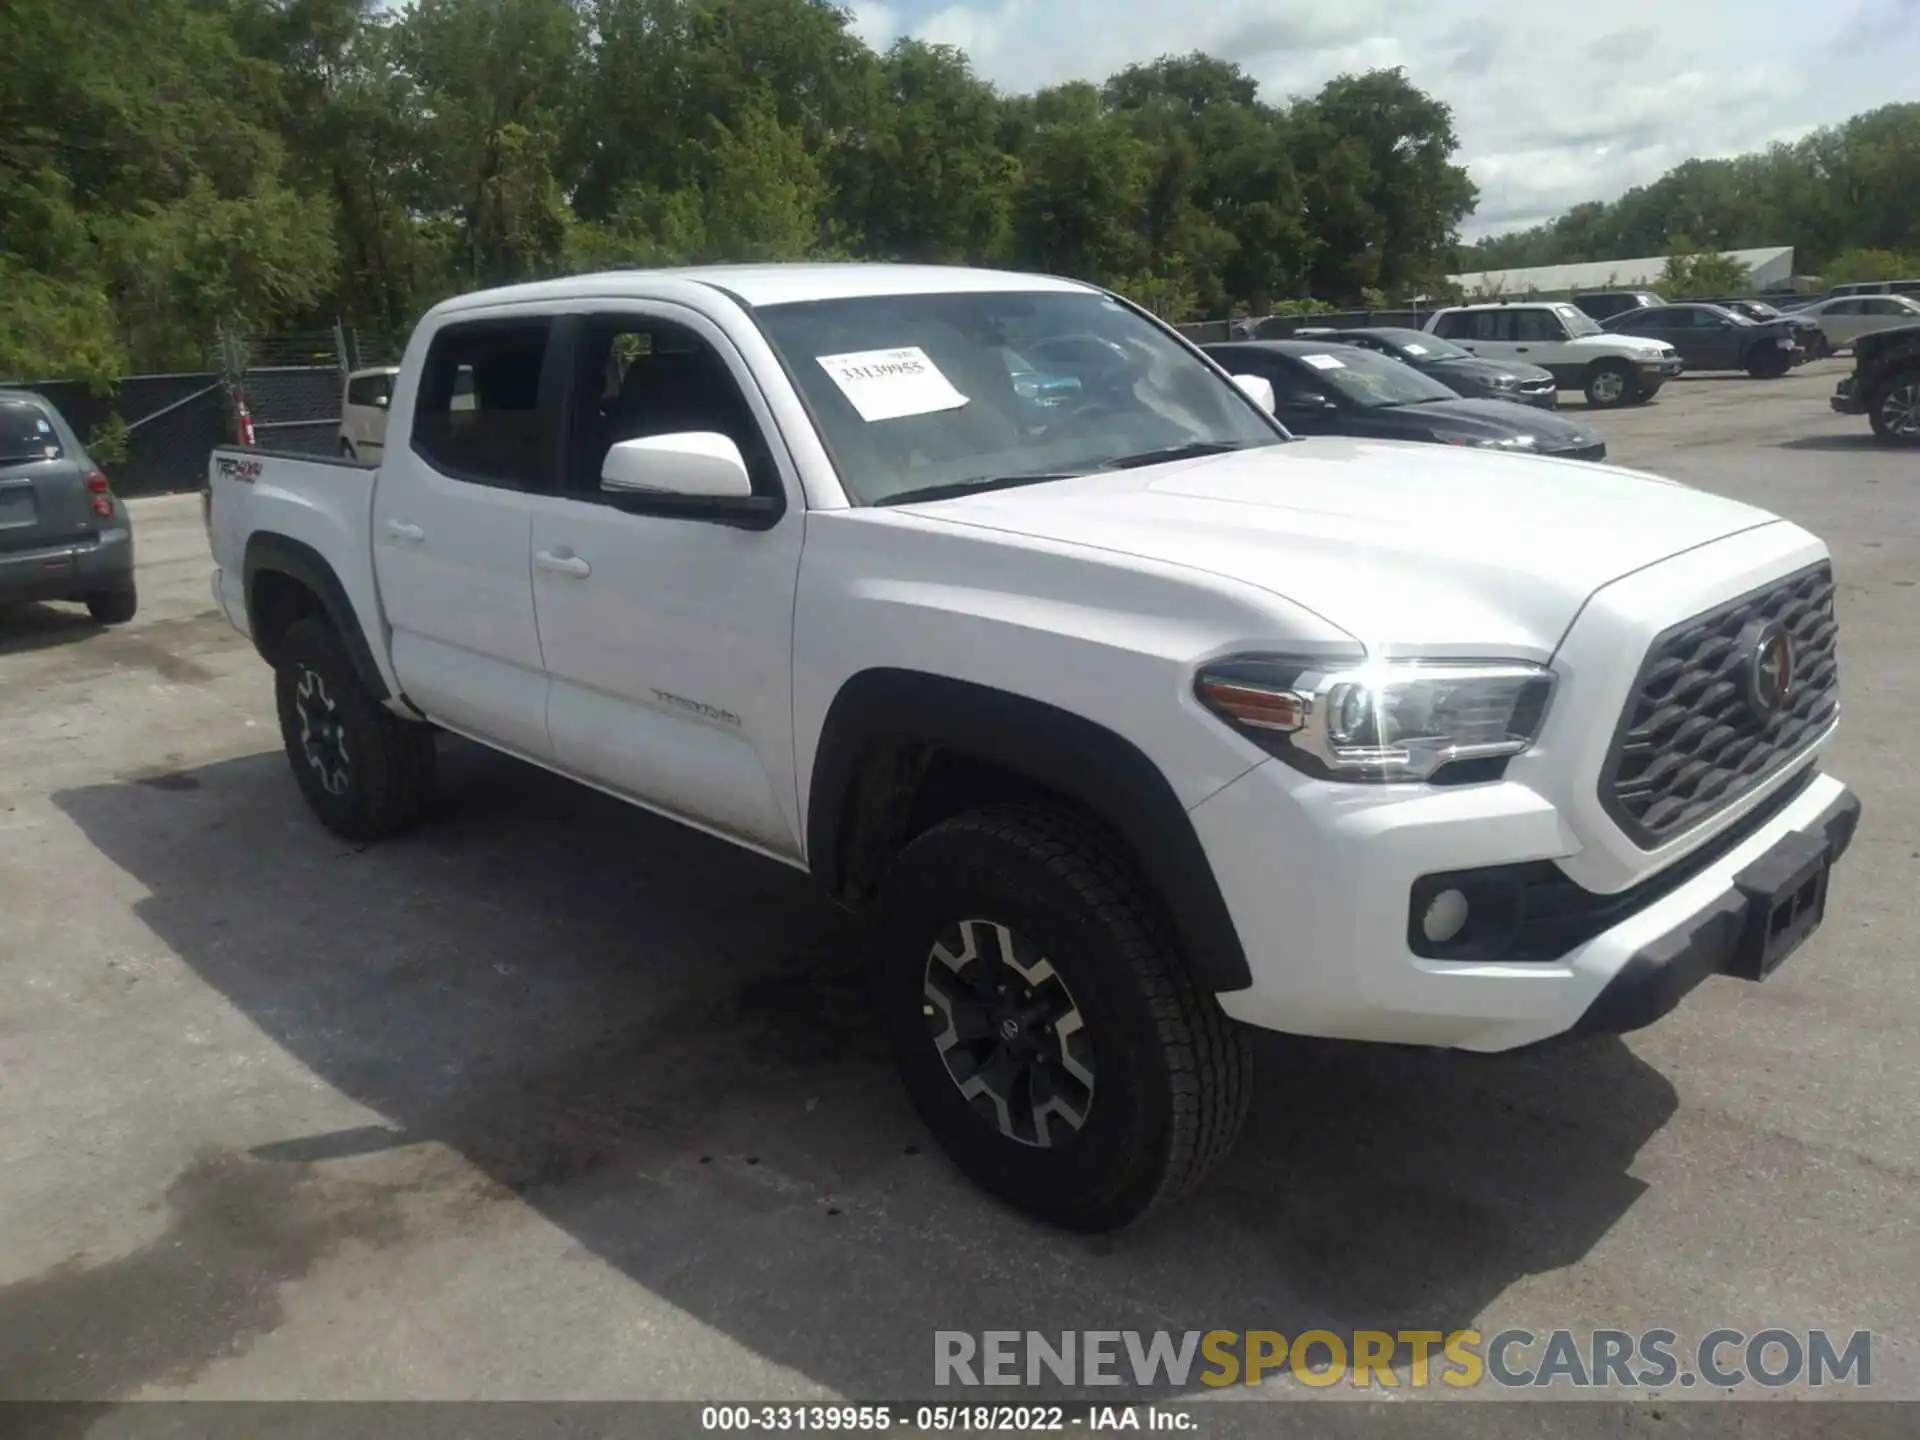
[1831,322,1920,444]
[1570,291,1665,321]
[0,391,138,622]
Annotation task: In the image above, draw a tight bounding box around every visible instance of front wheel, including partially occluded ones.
[273,617,437,840]
[1584,360,1638,408]
[1869,373,1920,446]
[1747,347,1793,378]
[870,802,1252,1231]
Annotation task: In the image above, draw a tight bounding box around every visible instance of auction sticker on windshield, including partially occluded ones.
[817,347,970,422]
[1301,354,1346,370]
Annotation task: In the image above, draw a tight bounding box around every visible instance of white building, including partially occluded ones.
[1449,245,1797,297]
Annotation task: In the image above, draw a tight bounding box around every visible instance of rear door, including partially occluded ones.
[0,398,96,578]
[372,317,555,760]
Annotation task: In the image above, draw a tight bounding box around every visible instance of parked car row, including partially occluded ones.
[1600,302,1802,377]
[1202,338,1607,458]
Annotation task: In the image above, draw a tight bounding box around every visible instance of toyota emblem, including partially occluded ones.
[1739,619,1796,722]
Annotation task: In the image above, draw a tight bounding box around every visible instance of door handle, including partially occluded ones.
[1514,346,1530,353]
[535,549,591,578]
[384,520,424,543]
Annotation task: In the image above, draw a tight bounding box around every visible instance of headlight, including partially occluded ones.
[1195,656,1556,783]
[1431,429,1535,449]
[1484,372,1519,390]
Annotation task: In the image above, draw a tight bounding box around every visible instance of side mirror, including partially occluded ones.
[1231,373,1276,414]
[602,432,753,500]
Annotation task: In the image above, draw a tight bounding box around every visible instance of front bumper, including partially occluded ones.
[0,527,134,604]
[1194,758,1858,1053]
[1641,358,1685,381]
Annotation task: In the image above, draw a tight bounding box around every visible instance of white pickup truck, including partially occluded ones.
[208,264,1859,1230]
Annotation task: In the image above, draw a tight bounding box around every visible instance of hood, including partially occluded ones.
[1370,398,1599,449]
[1421,355,1557,386]
[898,440,1779,660]
[1572,332,1671,357]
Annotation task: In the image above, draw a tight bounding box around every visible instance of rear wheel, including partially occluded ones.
[1869,372,1920,446]
[273,616,436,840]
[85,587,137,625]
[1584,360,1637,408]
[870,801,1252,1231]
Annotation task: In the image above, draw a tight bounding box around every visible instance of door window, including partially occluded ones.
[561,318,779,499]
[410,321,553,489]
[347,373,394,408]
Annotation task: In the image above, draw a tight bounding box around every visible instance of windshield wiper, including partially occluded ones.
[874,471,1086,507]
[1097,440,1250,471]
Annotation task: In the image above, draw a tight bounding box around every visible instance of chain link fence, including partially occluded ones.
[218,326,350,457]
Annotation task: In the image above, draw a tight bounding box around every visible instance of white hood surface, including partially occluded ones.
[898,438,1780,659]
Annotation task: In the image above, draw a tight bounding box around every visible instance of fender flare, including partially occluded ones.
[242,533,390,701]
[807,669,1252,994]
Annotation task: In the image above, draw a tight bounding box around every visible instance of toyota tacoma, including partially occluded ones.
[206,265,1859,1230]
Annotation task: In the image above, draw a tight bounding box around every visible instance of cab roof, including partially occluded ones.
[430,264,1098,316]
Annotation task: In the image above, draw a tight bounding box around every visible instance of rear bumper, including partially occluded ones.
[0,527,134,604]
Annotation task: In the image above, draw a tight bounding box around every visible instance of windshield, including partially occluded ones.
[1375,329,1469,361]
[1555,305,1604,338]
[1292,345,1461,408]
[0,400,63,464]
[753,290,1281,505]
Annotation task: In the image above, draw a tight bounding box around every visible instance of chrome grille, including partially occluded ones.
[1600,563,1838,847]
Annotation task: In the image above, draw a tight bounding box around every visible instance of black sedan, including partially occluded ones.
[1295,326,1561,408]
[1600,303,1800,376]
[1203,340,1607,460]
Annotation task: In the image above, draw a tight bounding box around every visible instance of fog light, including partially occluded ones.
[1422,888,1470,945]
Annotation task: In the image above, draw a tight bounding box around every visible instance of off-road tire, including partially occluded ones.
[85,587,138,625]
[1584,359,1639,408]
[870,801,1253,1231]
[274,616,435,841]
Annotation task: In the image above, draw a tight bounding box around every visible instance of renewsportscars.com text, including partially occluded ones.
[934,1328,1872,1391]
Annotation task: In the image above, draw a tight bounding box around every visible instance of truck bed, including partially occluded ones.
[206,444,402,697]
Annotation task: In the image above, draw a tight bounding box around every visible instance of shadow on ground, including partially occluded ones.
[43,743,1681,1401]
[0,602,103,657]
[1778,433,1890,452]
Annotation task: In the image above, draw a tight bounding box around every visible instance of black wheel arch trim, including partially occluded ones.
[242,533,391,701]
[806,668,1253,994]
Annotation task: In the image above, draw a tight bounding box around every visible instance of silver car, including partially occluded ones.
[0,390,137,623]
[1792,294,1920,351]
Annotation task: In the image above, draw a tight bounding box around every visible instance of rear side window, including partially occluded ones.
[411,321,552,489]
[0,400,63,463]
[1435,310,1511,341]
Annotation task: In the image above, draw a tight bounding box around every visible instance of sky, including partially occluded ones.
[845,0,1920,238]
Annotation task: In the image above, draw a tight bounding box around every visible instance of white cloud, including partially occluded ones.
[875,0,1920,237]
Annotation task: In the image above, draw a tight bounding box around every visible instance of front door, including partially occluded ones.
[371,317,555,760]
[527,307,807,857]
